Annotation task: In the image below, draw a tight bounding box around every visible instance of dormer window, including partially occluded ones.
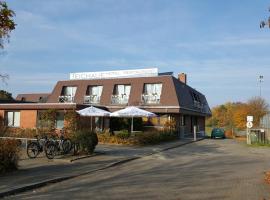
[84,85,103,104]
[111,84,131,104]
[190,91,202,108]
[142,83,162,104]
[59,86,77,103]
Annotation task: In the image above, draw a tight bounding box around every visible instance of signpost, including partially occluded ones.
[246,116,253,145]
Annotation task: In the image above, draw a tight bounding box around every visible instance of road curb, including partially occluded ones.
[0,138,204,199]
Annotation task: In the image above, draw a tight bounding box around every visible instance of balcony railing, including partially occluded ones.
[59,95,74,103]
[141,94,160,104]
[111,95,129,105]
[84,95,101,104]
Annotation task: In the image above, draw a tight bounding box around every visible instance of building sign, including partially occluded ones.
[247,116,253,122]
[70,68,158,80]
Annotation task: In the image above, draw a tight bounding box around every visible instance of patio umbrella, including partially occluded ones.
[77,106,111,130]
[110,106,156,132]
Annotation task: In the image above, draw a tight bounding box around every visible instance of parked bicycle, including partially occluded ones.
[45,135,72,159]
[26,135,50,159]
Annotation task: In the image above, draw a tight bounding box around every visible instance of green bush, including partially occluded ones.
[135,130,177,145]
[0,139,20,174]
[73,130,98,154]
[115,130,130,139]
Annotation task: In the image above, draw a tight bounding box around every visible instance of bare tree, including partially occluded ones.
[260,7,270,28]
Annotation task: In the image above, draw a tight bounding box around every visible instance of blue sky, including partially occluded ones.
[1,0,270,107]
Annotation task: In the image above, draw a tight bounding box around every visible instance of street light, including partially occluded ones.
[259,75,264,97]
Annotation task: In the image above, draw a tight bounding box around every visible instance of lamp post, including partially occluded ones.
[259,75,264,97]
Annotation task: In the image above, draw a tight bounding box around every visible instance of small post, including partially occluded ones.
[131,117,134,133]
[247,128,251,145]
[193,125,197,141]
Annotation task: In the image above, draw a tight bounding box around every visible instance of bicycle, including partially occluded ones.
[26,135,50,159]
[45,135,72,159]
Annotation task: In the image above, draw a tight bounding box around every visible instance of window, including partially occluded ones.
[142,83,162,104]
[56,112,64,129]
[61,86,77,96]
[37,111,64,129]
[111,84,131,104]
[113,84,131,96]
[59,86,77,102]
[6,111,20,127]
[190,91,202,108]
[190,91,201,102]
[85,85,103,104]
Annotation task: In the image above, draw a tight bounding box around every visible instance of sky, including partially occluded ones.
[1,0,270,107]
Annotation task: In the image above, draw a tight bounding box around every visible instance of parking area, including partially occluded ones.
[0,137,198,197]
[9,139,270,200]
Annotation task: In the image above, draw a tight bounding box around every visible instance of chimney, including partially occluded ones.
[178,73,187,84]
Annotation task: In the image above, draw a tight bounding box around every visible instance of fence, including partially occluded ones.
[0,136,40,148]
[250,129,269,144]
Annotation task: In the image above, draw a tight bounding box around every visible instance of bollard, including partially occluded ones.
[193,125,197,141]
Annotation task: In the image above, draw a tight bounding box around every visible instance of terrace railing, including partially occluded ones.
[59,95,74,103]
[84,95,101,104]
[141,94,160,104]
[111,95,129,105]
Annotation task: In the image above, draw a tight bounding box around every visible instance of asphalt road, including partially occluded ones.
[8,139,270,200]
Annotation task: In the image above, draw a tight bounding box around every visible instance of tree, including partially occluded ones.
[0,90,13,100]
[0,1,15,48]
[206,97,269,130]
[0,1,16,83]
[246,97,269,127]
[260,7,270,28]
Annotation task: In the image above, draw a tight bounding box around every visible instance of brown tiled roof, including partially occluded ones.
[46,75,211,116]
[0,103,85,110]
[47,76,179,106]
[16,93,50,103]
[1,74,211,116]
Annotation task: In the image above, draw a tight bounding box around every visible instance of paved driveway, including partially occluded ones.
[8,139,270,200]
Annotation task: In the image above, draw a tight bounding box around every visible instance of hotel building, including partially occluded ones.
[0,68,211,134]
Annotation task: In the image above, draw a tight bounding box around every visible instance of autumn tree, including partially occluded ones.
[246,97,269,127]
[206,97,269,130]
[0,1,16,82]
[233,103,249,130]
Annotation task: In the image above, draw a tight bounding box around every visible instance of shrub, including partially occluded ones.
[225,129,234,139]
[72,129,98,154]
[64,109,80,138]
[135,130,177,145]
[98,130,177,146]
[115,130,130,139]
[97,132,134,145]
[0,139,20,174]
[0,116,8,137]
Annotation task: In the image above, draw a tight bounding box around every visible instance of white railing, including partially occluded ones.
[84,95,101,104]
[141,94,160,104]
[0,136,61,149]
[59,95,75,103]
[0,136,38,148]
[111,95,129,104]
